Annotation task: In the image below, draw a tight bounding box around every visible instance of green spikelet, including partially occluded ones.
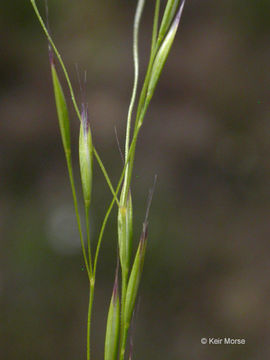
[146,1,186,107]
[79,105,93,207]
[51,62,71,155]
[104,267,120,360]
[118,191,133,276]
[124,223,147,327]
[157,0,181,45]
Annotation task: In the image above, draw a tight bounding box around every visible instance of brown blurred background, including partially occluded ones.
[1,0,270,359]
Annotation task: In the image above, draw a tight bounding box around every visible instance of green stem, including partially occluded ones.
[123,0,146,204]
[30,0,81,122]
[85,204,92,274]
[66,151,90,279]
[119,270,128,360]
[123,4,162,204]
[93,122,141,279]
[87,280,95,360]
[93,148,120,207]
[118,6,161,355]
[93,128,144,281]
[123,104,147,203]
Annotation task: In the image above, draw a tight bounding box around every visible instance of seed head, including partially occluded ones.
[147,0,186,103]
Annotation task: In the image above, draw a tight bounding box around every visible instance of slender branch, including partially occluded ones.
[87,282,95,360]
[30,0,81,122]
[93,123,141,278]
[123,0,146,199]
[66,152,91,279]
[120,3,146,356]
[93,148,120,207]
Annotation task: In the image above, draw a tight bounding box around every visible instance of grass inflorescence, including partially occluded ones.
[30,0,186,359]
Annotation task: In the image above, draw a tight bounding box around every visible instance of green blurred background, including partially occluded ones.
[1,0,270,359]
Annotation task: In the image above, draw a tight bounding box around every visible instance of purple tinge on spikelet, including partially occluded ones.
[139,175,157,255]
[176,0,186,24]
[78,69,90,136]
[139,221,148,254]
[171,0,186,32]
[128,291,139,360]
[81,102,90,137]
[112,257,119,304]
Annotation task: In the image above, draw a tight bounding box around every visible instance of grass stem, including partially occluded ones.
[87,281,95,360]
[85,204,92,274]
[66,152,91,279]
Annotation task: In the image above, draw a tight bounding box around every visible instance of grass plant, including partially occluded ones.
[30,0,186,359]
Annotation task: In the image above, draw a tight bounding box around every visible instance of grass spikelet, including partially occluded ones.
[104,262,120,360]
[79,103,93,208]
[118,191,133,277]
[30,0,187,359]
[50,52,71,156]
[157,0,181,45]
[146,0,186,106]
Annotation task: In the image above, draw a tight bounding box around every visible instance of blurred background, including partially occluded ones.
[1,0,270,359]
